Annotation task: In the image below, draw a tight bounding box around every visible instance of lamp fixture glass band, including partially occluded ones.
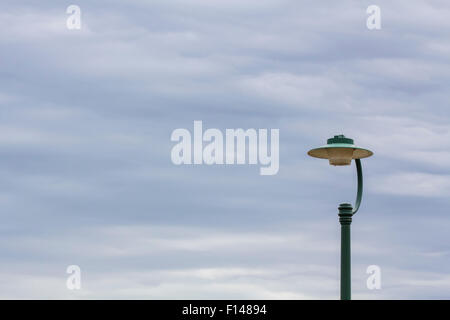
[307,135,373,165]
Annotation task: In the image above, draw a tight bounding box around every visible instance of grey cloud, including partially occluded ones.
[0,0,449,299]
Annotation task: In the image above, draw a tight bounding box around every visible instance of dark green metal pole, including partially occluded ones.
[353,159,363,215]
[338,203,353,300]
[308,137,371,300]
[338,159,363,300]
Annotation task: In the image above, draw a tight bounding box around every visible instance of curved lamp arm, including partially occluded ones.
[353,159,363,215]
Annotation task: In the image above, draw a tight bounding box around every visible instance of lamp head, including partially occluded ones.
[307,135,373,166]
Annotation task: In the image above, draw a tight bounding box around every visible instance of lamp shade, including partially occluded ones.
[307,135,373,166]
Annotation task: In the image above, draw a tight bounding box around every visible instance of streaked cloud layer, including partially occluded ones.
[0,0,449,299]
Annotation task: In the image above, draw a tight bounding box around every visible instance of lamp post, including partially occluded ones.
[307,135,373,300]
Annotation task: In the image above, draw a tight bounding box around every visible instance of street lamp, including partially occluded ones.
[307,135,373,300]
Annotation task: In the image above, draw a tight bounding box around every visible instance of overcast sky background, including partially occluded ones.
[0,0,450,299]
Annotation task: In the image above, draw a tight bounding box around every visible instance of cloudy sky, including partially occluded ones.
[0,0,450,299]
